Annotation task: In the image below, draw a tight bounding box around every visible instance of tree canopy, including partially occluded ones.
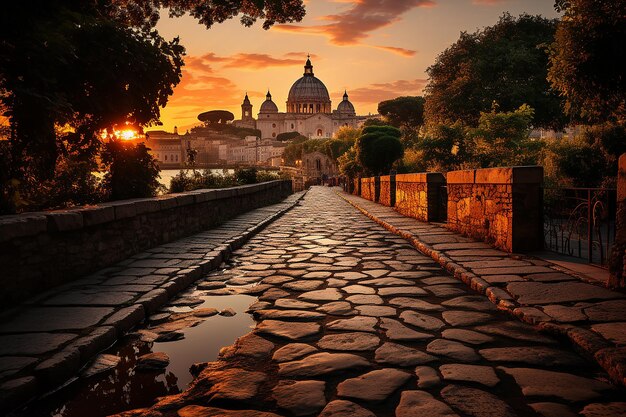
[378,96,426,130]
[547,0,626,123]
[0,0,305,213]
[424,13,565,129]
[355,127,404,175]
[198,110,235,124]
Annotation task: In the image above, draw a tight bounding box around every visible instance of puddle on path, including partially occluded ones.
[15,274,256,417]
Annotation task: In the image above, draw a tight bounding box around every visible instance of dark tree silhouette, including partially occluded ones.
[378,96,426,130]
[424,13,565,129]
[198,110,235,124]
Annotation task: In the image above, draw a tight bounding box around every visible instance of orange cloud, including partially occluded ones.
[274,0,433,55]
[472,0,506,4]
[185,52,313,70]
[341,78,427,105]
[373,45,416,57]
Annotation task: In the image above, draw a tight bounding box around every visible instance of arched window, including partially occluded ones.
[272,123,276,128]
[316,104,321,113]
[316,159,321,171]
[272,132,276,137]
[165,155,168,161]
[291,123,294,129]
[317,129,323,137]
[309,104,314,112]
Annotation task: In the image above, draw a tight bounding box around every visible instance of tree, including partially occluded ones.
[0,0,304,213]
[416,123,468,172]
[197,110,235,124]
[355,127,404,175]
[276,131,306,142]
[547,0,626,123]
[424,13,565,129]
[378,96,426,130]
[100,140,162,200]
[468,104,542,168]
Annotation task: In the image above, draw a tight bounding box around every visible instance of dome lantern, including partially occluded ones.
[287,56,331,114]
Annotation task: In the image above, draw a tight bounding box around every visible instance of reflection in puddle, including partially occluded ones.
[17,285,256,417]
[156,294,256,389]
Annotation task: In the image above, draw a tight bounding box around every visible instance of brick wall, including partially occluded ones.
[0,181,292,307]
[379,176,393,206]
[361,177,376,201]
[446,166,543,252]
[395,173,446,222]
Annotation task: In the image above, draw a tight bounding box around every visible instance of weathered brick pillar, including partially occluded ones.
[609,154,626,288]
[390,173,397,207]
[374,176,381,202]
[447,166,543,252]
[395,173,445,222]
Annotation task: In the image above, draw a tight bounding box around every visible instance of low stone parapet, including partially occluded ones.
[395,173,446,222]
[0,180,293,307]
[446,166,543,252]
[361,177,376,201]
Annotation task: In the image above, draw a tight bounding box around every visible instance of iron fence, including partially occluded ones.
[543,187,617,267]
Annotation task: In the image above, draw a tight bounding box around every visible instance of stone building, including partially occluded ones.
[233,57,365,139]
[302,151,338,184]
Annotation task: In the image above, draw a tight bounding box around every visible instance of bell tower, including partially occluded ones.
[241,93,253,121]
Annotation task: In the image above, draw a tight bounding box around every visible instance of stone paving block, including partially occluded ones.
[507,281,623,305]
[65,326,117,362]
[103,304,145,335]
[0,307,113,333]
[43,290,137,306]
[0,332,78,357]
[34,348,81,386]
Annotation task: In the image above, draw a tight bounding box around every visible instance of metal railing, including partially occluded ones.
[543,187,617,267]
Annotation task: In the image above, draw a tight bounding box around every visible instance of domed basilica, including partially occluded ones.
[233,57,363,139]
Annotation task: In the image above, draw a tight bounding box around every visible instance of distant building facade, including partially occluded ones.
[233,57,368,139]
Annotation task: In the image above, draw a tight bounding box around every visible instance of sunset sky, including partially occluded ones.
[154,0,559,132]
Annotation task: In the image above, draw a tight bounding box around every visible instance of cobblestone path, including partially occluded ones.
[117,187,626,417]
[0,194,303,409]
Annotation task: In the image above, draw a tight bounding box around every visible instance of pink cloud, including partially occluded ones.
[340,78,427,105]
[273,0,433,55]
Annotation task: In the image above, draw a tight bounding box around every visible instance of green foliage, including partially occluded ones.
[416,123,468,172]
[467,104,541,167]
[101,140,162,200]
[169,168,282,192]
[276,131,305,142]
[338,146,362,178]
[425,13,565,129]
[235,167,259,184]
[198,110,235,124]
[412,105,540,171]
[0,0,304,213]
[547,0,626,123]
[356,128,404,175]
[362,125,402,138]
[362,118,387,127]
[190,124,262,139]
[378,96,426,130]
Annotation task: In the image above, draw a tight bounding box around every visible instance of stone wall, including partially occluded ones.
[352,177,360,196]
[395,173,446,222]
[0,181,293,307]
[361,177,376,201]
[379,176,392,206]
[447,166,543,252]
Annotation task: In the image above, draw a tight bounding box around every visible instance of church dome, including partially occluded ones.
[259,91,278,113]
[287,57,331,114]
[337,90,356,115]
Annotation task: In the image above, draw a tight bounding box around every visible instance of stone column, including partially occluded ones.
[609,153,626,288]
[447,166,543,252]
[374,176,381,203]
[390,173,397,207]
